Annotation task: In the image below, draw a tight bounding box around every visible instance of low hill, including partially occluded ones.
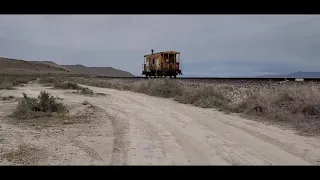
[257,71,320,78]
[0,57,135,77]
[29,61,71,72]
[284,71,320,78]
[61,64,134,77]
[0,57,70,74]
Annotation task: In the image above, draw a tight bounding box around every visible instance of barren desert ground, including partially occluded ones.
[1,82,320,165]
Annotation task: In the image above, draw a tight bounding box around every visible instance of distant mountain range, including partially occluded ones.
[257,71,320,78]
[0,57,134,77]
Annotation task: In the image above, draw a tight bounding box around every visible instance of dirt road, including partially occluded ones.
[1,83,320,165]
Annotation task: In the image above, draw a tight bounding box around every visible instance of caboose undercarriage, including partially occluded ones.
[142,69,182,78]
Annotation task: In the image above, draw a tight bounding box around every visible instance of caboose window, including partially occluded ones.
[169,54,175,63]
[164,54,168,60]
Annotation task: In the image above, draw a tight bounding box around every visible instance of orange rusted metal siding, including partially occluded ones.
[145,53,163,71]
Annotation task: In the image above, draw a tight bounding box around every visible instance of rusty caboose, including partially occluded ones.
[142,49,182,78]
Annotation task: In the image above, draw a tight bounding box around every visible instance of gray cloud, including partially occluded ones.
[0,15,319,76]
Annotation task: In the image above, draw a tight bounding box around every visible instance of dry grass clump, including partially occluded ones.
[53,81,80,90]
[71,78,228,108]
[131,79,183,98]
[174,86,230,110]
[0,81,14,90]
[53,81,94,95]
[38,77,55,84]
[82,100,91,105]
[70,78,183,98]
[1,144,42,165]
[0,74,38,88]
[67,77,124,90]
[234,84,320,135]
[10,91,67,119]
[78,87,94,95]
[2,95,15,101]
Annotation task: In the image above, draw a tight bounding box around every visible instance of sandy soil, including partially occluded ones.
[0,83,320,165]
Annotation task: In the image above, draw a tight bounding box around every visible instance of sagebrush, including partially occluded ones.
[51,81,93,95]
[0,74,39,88]
[0,81,14,90]
[11,91,67,119]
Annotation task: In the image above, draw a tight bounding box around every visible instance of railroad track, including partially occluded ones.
[94,76,320,82]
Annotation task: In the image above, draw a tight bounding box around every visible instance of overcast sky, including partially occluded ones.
[0,15,319,77]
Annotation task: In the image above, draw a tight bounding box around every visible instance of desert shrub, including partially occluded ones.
[11,91,67,119]
[82,100,90,105]
[234,85,320,117]
[148,79,183,98]
[232,84,320,135]
[39,77,55,84]
[0,81,14,90]
[174,86,230,109]
[79,87,94,95]
[12,77,36,85]
[126,79,183,98]
[69,77,108,88]
[54,81,80,90]
[96,92,107,96]
[53,80,95,95]
[2,95,15,100]
[0,74,38,87]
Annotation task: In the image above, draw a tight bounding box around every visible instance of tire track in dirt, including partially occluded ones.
[152,98,320,165]
[160,122,215,165]
[21,84,130,165]
[221,120,320,165]
[117,94,224,165]
[103,106,130,165]
[5,83,317,165]
[132,114,169,164]
[159,107,273,165]
[1,84,115,165]
[131,110,191,165]
[122,94,267,164]
[172,105,310,165]
[113,91,309,165]
[71,138,104,162]
[105,93,190,165]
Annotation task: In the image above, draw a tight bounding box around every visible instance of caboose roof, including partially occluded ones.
[144,51,180,57]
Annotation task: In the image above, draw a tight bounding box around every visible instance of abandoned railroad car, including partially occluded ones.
[142,49,182,78]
